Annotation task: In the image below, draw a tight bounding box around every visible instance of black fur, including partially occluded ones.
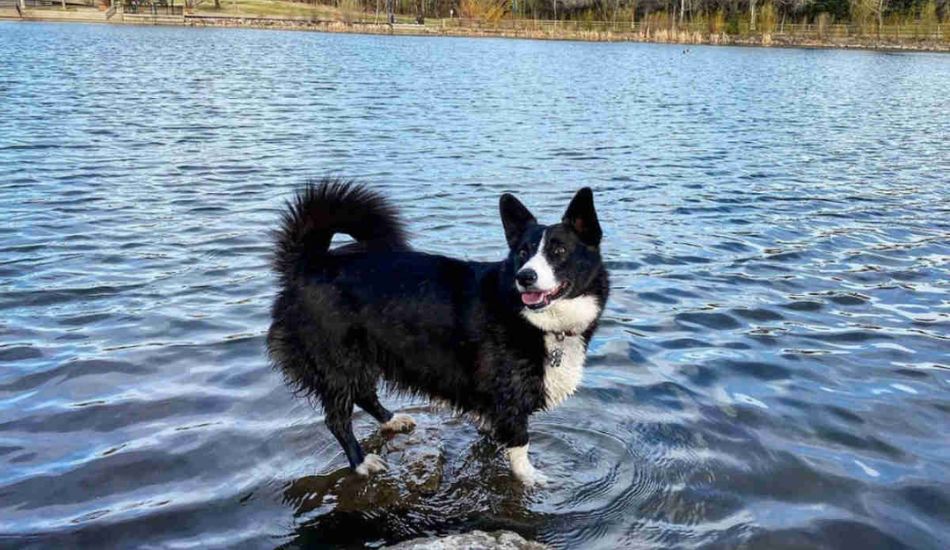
[267,178,609,473]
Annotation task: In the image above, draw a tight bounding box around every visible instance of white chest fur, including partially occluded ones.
[521,295,600,334]
[543,333,586,408]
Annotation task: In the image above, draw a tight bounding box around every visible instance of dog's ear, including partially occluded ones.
[499,193,536,249]
[563,187,602,246]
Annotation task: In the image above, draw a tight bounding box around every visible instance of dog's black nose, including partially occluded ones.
[516,269,537,287]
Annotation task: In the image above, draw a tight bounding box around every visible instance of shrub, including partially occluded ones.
[459,0,507,20]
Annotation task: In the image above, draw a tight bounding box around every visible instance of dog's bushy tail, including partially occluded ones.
[273,178,408,281]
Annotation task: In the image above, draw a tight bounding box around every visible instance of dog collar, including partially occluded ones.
[552,331,576,341]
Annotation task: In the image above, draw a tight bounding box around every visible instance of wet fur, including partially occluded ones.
[267,179,608,481]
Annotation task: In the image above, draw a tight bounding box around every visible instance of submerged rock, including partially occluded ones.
[384,530,548,550]
[282,410,546,547]
[282,411,447,513]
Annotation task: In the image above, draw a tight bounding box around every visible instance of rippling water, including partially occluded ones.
[1,21,949,549]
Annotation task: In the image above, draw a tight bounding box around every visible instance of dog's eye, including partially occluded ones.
[553,246,566,256]
[518,248,529,260]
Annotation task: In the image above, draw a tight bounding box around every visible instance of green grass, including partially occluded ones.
[194,0,355,19]
[193,0,435,23]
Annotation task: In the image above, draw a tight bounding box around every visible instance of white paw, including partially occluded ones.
[380,413,416,434]
[354,453,387,477]
[514,464,550,487]
[508,444,550,488]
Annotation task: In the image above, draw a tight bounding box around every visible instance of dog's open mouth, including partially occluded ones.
[520,283,568,310]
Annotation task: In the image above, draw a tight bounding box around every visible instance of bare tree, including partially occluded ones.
[852,0,888,36]
[876,0,886,33]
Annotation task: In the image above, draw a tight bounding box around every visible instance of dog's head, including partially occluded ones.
[499,188,605,331]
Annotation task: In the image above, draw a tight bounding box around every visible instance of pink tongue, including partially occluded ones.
[521,291,546,305]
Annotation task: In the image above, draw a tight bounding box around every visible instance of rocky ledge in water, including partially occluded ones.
[384,530,548,549]
[281,409,545,545]
[283,410,449,514]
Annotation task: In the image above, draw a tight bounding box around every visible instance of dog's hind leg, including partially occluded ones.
[356,386,415,435]
[324,393,387,477]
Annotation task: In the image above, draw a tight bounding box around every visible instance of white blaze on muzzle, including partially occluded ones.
[517,230,558,300]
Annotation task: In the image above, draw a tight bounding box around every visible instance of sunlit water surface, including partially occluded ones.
[1,21,949,549]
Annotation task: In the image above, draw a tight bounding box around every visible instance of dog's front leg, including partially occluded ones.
[496,415,549,487]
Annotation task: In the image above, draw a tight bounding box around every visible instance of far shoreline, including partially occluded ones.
[2,9,948,53]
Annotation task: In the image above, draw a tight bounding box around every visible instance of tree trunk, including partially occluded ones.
[750,0,756,31]
[877,0,884,37]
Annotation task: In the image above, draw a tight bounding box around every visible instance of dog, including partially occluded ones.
[267,179,608,486]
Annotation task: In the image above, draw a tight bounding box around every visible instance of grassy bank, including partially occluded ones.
[190,0,950,50]
[190,0,419,22]
[4,0,948,51]
[190,0,950,49]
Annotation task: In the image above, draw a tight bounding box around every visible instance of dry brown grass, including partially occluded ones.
[458,0,507,22]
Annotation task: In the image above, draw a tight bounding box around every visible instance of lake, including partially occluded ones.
[1,21,948,549]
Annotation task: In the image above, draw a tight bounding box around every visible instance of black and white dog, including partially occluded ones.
[267,179,608,486]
